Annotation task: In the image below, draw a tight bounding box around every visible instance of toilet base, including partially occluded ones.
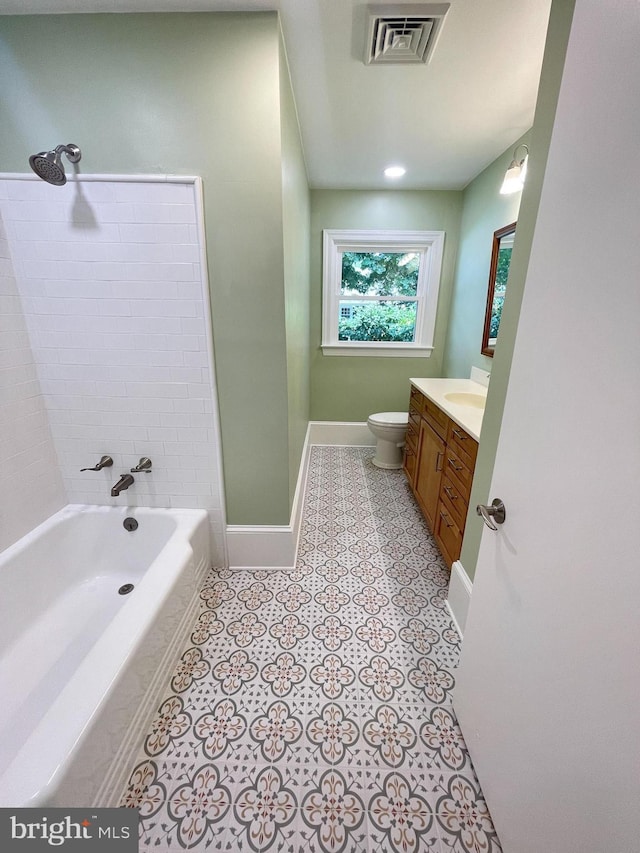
[372,438,404,469]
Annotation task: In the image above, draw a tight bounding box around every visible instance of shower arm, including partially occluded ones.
[55,144,81,164]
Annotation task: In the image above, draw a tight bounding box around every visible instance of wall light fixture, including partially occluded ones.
[500,144,529,194]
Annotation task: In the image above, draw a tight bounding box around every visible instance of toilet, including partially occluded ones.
[367,411,409,469]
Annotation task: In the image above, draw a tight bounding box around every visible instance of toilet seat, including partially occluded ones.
[368,411,409,426]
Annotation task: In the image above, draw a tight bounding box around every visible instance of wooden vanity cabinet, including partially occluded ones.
[403,387,478,569]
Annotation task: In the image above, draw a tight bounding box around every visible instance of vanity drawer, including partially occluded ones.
[435,502,463,568]
[444,449,474,495]
[440,474,468,530]
[422,396,448,440]
[410,386,425,412]
[447,421,478,469]
[406,417,419,451]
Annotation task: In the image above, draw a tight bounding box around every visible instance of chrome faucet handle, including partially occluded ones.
[80,455,113,472]
[130,457,152,473]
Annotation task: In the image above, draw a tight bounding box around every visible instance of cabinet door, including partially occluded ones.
[414,419,444,531]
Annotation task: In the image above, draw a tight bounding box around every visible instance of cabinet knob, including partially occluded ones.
[476,498,506,531]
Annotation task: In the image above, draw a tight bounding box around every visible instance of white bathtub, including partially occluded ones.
[0,504,210,808]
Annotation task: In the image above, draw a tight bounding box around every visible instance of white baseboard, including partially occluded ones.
[226,424,312,570]
[446,559,473,637]
[308,421,375,446]
[226,526,297,570]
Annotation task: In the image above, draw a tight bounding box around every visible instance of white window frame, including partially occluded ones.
[321,229,445,357]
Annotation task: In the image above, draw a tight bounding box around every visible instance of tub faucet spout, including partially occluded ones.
[111,473,134,497]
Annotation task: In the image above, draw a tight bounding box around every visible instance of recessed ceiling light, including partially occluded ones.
[384,166,406,178]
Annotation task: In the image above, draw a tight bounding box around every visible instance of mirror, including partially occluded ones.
[481,222,516,357]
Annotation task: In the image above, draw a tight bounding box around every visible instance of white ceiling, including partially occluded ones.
[0,0,552,189]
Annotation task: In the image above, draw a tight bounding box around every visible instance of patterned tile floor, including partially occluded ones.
[121,446,501,852]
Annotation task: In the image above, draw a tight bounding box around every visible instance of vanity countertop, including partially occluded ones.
[409,378,487,441]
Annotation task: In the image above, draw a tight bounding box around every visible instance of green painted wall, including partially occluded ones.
[442,133,529,379]
[0,12,305,526]
[459,0,576,580]
[279,34,311,505]
[309,190,463,421]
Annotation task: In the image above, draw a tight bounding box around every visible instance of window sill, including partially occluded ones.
[321,344,434,358]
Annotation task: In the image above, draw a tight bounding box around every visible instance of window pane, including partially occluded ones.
[489,293,504,341]
[341,252,420,297]
[490,245,512,341]
[338,300,417,342]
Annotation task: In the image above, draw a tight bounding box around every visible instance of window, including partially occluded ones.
[322,229,444,356]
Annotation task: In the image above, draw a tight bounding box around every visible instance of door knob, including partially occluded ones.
[476,498,506,531]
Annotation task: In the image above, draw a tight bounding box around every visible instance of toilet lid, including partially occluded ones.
[368,411,409,426]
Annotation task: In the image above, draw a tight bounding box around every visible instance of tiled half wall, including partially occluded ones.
[0,213,65,552]
[0,175,226,565]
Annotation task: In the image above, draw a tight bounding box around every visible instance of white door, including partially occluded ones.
[454,2,640,852]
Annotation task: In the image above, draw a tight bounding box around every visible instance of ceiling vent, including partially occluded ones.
[365,4,450,65]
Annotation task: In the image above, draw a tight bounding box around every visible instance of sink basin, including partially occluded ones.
[444,392,486,409]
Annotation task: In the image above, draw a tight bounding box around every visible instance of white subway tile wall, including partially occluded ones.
[0,206,65,551]
[0,177,225,566]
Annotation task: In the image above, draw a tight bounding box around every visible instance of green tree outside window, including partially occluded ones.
[338,252,419,341]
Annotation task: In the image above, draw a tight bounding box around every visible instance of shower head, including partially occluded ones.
[29,143,81,186]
